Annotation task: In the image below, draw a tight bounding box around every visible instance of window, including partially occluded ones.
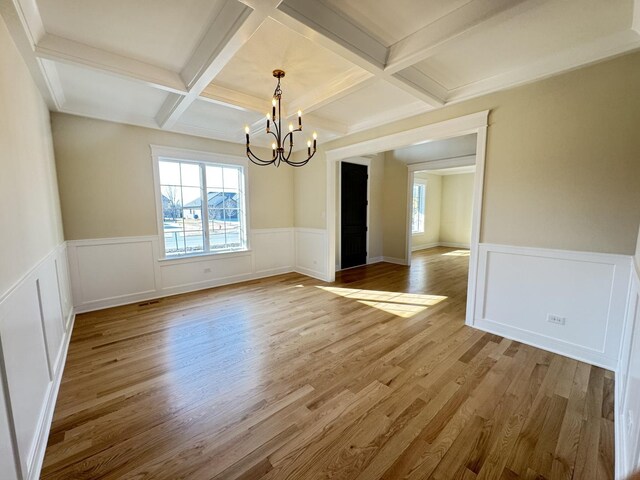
[412,183,426,234]
[154,148,248,258]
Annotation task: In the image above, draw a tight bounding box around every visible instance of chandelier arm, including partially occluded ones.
[247,148,275,166]
[288,147,316,167]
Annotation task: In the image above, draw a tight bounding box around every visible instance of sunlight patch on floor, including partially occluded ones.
[317,286,447,318]
[442,250,470,257]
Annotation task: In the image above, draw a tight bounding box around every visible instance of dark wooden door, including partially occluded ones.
[341,162,368,269]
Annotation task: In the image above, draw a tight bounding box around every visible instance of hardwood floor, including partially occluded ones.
[42,247,614,479]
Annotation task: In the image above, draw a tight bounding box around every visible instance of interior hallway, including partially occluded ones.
[42,248,614,479]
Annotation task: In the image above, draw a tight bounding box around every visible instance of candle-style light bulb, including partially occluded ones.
[272,98,277,107]
[244,125,250,134]
[312,132,317,140]
[272,142,276,150]
[289,123,293,132]
[307,140,311,148]
[297,110,302,128]
[312,132,317,150]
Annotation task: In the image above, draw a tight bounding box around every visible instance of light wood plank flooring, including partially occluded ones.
[42,247,614,479]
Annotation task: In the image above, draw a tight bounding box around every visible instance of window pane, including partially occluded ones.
[164,231,185,256]
[180,162,201,187]
[184,231,205,254]
[158,156,247,257]
[206,166,223,189]
[159,161,180,185]
[161,185,182,220]
[223,167,240,191]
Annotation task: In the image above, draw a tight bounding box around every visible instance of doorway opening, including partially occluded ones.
[325,111,489,325]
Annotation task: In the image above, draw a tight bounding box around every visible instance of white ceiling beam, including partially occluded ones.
[156,0,280,129]
[34,34,187,94]
[272,0,445,107]
[0,0,58,108]
[385,0,532,75]
[633,0,640,34]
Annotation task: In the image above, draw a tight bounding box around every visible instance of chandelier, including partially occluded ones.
[244,69,317,167]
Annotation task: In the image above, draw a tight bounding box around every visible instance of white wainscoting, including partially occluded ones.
[67,228,332,313]
[616,259,640,479]
[294,228,329,281]
[0,243,74,480]
[472,243,632,370]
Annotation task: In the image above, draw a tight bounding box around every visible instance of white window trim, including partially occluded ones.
[412,180,426,235]
[150,145,251,261]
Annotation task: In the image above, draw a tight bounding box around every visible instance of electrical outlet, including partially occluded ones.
[547,314,566,325]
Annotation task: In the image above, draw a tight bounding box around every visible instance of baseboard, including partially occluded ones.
[382,256,409,266]
[411,242,439,252]
[74,267,295,314]
[294,266,329,282]
[367,256,383,264]
[28,309,75,480]
[411,242,470,252]
[439,242,470,249]
[474,317,617,370]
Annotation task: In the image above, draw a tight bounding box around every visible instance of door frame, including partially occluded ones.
[337,157,371,271]
[325,110,489,327]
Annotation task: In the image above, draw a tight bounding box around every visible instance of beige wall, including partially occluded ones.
[52,113,294,240]
[368,155,384,259]
[381,152,408,259]
[440,173,474,246]
[0,18,64,295]
[412,172,441,249]
[296,51,640,255]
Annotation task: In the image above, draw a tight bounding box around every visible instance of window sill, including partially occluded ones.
[158,248,251,265]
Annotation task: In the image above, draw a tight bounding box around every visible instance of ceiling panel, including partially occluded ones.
[37,0,227,71]
[53,61,169,123]
[322,0,472,46]
[210,18,362,108]
[414,0,633,89]
[312,79,430,130]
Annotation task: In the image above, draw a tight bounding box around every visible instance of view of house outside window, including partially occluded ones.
[412,183,425,234]
[158,159,247,257]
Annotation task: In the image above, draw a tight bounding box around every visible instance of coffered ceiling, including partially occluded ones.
[2,0,639,151]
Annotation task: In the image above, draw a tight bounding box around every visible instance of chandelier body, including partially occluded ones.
[245,70,317,167]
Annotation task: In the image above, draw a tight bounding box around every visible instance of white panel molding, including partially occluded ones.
[406,155,477,171]
[67,229,313,313]
[294,228,329,281]
[0,242,74,480]
[616,258,640,479]
[472,243,633,370]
